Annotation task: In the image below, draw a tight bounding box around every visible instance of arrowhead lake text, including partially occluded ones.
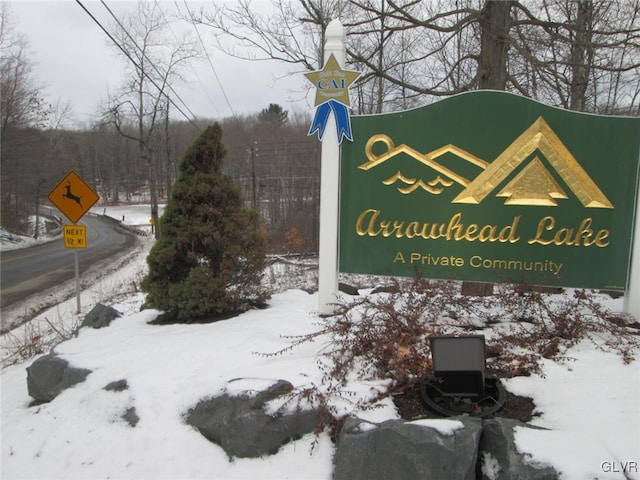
[355,210,610,247]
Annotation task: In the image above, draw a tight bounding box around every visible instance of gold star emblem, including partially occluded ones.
[305,54,360,107]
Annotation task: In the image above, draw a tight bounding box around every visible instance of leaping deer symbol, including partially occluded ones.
[62,182,82,208]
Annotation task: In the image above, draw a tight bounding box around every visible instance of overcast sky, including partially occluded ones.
[8,1,309,128]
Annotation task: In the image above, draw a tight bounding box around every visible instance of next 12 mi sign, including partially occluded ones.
[63,225,87,249]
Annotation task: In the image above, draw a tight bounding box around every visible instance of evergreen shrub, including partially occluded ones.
[141,123,269,322]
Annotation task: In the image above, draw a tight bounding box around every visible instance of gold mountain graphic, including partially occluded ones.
[382,172,455,195]
[452,117,613,208]
[359,134,488,194]
[359,117,613,208]
[496,157,568,206]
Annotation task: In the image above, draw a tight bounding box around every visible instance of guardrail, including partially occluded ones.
[100,214,148,237]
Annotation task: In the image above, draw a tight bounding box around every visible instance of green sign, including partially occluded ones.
[340,91,640,290]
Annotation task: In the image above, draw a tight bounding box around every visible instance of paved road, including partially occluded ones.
[1,215,137,310]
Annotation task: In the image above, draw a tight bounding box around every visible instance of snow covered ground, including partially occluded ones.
[1,205,639,479]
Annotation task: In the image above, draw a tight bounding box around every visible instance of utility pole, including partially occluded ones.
[248,143,258,210]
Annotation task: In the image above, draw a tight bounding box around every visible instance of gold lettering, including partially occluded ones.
[426,222,447,240]
[448,213,464,240]
[554,226,574,245]
[380,220,407,238]
[574,218,595,246]
[393,251,405,263]
[528,216,555,245]
[478,224,497,242]
[499,215,521,243]
[464,224,479,241]
[528,216,610,247]
[574,218,610,247]
[405,222,421,238]
[594,230,610,247]
[356,209,381,236]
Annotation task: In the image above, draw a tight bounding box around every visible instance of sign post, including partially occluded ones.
[623,182,640,319]
[48,171,99,312]
[305,19,359,314]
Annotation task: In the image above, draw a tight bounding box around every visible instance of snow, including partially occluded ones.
[506,345,640,479]
[2,205,639,480]
[0,215,60,252]
[2,291,336,480]
[409,418,465,435]
[481,452,502,480]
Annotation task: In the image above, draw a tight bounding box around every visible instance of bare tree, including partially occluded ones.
[0,2,49,231]
[193,0,639,115]
[0,3,46,138]
[31,100,74,239]
[511,0,640,113]
[104,1,199,238]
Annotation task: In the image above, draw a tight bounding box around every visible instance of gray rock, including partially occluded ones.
[338,283,359,295]
[480,418,559,480]
[185,380,319,458]
[121,407,139,427]
[249,379,294,408]
[333,416,482,480]
[80,303,121,329]
[103,379,129,392]
[26,354,91,403]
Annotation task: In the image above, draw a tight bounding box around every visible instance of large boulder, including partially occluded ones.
[26,354,91,403]
[333,416,482,480]
[80,303,121,329]
[480,418,558,480]
[185,380,320,458]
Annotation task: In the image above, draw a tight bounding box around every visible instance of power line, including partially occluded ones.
[177,0,271,173]
[154,0,221,117]
[100,0,200,124]
[180,0,237,118]
[74,0,200,130]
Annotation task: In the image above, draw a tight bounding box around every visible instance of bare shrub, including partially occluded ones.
[493,286,638,367]
[266,279,638,433]
[1,314,80,367]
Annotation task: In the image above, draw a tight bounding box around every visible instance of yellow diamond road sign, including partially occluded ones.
[48,171,99,223]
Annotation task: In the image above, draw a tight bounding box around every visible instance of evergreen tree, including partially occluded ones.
[258,103,288,128]
[141,123,269,322]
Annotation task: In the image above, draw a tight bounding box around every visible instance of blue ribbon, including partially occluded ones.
[308,100,353,144]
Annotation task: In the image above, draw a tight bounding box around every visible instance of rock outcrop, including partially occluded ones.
[80,303,121,329]
[26,354,91,403]
[185,379,320,458]
[333,416,482,480]
[479,418,558,480]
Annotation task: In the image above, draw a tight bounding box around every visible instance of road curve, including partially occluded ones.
[1,215,137,310]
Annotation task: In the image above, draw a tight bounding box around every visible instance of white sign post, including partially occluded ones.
[624,181,640,320]
[316,20,346,314]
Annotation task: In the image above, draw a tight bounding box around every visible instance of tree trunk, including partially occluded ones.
[142,146,160,239]
[466,0,513,296]
[164,100,174,200]
[478,0,513,90]
[33,180,43,239]
[569,1,594,112]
